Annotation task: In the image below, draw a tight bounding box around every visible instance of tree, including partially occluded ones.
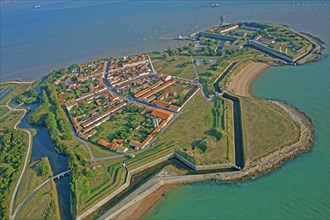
[188,47,194,55]
[172,49,179,55]
[69,64,79,73]
[163,52,169,60]
[39,163,49,176]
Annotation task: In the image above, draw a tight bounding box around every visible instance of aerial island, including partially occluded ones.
[0,22,324,220]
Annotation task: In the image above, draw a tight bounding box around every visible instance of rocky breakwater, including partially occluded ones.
[220,101,313,182]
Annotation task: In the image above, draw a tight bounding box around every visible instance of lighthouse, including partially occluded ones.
[279,43,282,52]
[220,16,225,26]
[285,45,288,54]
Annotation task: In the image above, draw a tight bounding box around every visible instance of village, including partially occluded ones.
[53,21,312,155]
[55,54,200,154]
[1,16,323,220]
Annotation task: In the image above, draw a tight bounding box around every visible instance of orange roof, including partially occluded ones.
[111,143,119,149]
[98,139,111,147]
[72,117,78,126]
[151,108,172,120]
[98,139,118,149]
[80,133,88,139]
[141,134,153,147]
[134,80,163,98]
[117,139,124,144]
[86,129,97,137]
[129,140,141,148]
[169,105,180,111]
[135,87,151,98]
[161,74,170,80]
[131,103,141,108]
[156,100,168,108]
[139,80,175,100]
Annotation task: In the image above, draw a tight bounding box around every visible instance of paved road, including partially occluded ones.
[71,56,182,161]
[0,102,23,119]
[190,55,211,101]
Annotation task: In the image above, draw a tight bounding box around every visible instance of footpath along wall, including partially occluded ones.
[76,151,237,220]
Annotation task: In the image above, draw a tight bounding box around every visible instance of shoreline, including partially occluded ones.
[103,63,314,220]
[3,62,315,220]
[0,27,324,85]
[1,25,323,219]
[113,185,174,220]
[226,62,269,97]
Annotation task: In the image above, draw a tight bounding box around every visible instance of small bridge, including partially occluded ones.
[11,170,71,220]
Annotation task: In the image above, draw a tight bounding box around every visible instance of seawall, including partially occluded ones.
[98,101,313,220]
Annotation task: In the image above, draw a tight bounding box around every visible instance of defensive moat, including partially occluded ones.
[0,22,324,220]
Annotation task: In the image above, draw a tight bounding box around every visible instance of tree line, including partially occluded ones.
[0,129,27,220]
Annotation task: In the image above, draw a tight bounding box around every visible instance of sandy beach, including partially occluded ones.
[108,62,272,220]
[227,62,269,97]
[113,185,173,220]
[95,61,314,220]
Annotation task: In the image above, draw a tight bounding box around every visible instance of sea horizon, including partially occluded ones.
[1,1,329,219]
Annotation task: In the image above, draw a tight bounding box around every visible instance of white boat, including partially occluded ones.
[33,4,41,9]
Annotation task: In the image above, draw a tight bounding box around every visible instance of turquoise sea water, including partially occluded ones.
[145,56,330,220]
[1,0,329,219]
[143,2,330,220]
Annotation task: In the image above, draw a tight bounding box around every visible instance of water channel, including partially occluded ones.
[15,83,72,220]
[213,62,245,169]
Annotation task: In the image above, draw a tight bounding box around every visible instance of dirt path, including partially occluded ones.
[227,62,268,97]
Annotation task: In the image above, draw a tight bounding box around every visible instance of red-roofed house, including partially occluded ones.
[151,108,173,121]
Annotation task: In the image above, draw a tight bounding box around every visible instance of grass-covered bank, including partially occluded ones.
[240,97,300,164]
[15,157,61,220]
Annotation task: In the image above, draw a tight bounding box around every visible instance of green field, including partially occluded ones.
[155,92,232,165]
[0,83,32,106]
[240,97,300,163]
[15,157,60,220]
[0,106,10,118]
[152,55,196,80]
[75,159,126,214]
[89,108,149,150]
[0,110,24,129]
